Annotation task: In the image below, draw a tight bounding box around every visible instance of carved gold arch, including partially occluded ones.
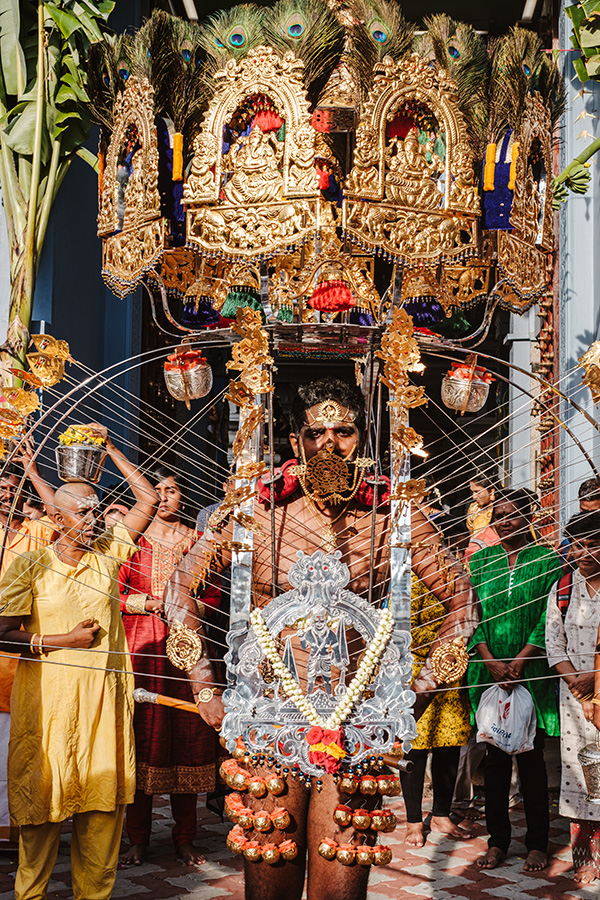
[98,76,163,299]
[343,54,480,265]
[183,46,320,260]
[97,77,160,237]
[496,92,555,312]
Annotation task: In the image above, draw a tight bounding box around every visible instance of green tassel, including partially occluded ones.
[220,287,263,319]
[433,308,471,337]
[277,306,293,323]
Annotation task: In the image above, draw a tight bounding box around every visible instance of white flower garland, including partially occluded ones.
[250,607,395,731]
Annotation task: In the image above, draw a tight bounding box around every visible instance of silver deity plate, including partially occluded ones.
[221,550,416,776]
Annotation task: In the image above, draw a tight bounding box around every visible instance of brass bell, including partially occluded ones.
[232,770,249,791]
[318,838,338,860]
[243,841,262,862]
[376,776,393,795]
[265,775,286,796]
[352,810,371,830]
[253,811,272,832]
[339,774,359,794]
[279,840,298,860]
[356,847,373,866]
[369,811,387,831]
[247,776,267,798]
[332,804,353,828]
[237,808,254,829]
[271,808,291,829]
[359,775,378,796]
[261,843,281,865]
[372,845,392,866]
[336,845,356,866]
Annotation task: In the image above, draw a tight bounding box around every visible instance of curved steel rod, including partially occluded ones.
[420,337,600,443]
[422,347,600,481]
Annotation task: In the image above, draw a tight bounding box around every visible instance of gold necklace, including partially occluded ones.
[303,495,353,552]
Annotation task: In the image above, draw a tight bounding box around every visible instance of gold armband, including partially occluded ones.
[125,594,148,615]
[430,638,469,684]
[166,619,204,671]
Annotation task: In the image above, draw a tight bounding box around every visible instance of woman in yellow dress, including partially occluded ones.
[400,571,473,847]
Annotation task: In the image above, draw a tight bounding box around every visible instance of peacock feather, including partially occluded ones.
[198,4,267,86]
[419,15,489,159]
[134,11,207,144]
[87,34,136,140]
[348,0,415,95]
[488,26,563,142]
[265,0,345,107]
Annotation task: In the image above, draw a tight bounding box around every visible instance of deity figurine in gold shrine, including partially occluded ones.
[385,129,442,210]
[224,126,284,205]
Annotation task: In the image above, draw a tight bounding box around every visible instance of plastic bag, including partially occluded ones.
[475,684,537,755]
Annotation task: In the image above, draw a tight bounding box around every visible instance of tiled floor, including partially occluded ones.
[0,793,591,899]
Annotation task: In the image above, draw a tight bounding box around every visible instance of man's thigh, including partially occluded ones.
[241,767,310,900]
[305,774,381,900]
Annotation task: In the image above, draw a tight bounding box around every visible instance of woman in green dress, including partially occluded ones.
[467,489,561,873]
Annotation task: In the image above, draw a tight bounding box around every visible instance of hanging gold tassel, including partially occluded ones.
[98,149,105,202]
[483,143,496,192]
[508,141,520,191]
[172,132,184,181]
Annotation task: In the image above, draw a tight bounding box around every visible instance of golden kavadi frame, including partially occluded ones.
[183,47,321,260]
[494,92,555,312]
[98,76,164,298]
[344,54,480,266]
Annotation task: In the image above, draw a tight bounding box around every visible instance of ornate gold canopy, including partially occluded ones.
[494,93,554,312]
[343,54,480,265]
[98,77,163,298]
[183,47,320,260]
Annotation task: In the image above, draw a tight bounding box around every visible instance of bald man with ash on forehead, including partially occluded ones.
[0,424,158,900]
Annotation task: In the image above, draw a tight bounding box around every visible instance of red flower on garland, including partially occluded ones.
[306,726,346,773]
[306,726,323,744]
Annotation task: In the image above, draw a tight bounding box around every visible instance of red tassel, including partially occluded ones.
[385,115,415,139]
[309,280,355,312]
[317,166,330,190]
[253,110,283,132]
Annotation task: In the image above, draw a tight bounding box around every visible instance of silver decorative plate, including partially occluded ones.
[221,550,416,776]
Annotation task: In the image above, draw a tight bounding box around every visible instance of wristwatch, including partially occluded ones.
[197,688,216,703]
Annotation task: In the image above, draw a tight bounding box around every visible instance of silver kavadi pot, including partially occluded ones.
[578,732,600,804]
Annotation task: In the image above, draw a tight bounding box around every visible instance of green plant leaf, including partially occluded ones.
[0,0,28,98]
[574,54,590,83]
[44,5,82,40]
[1,97,52,161]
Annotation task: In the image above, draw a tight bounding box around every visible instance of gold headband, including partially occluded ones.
[304,400,356,429]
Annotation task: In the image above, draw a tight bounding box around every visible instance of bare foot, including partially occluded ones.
[523,849,547,872]
[476,847,506,869]
[573,869,597,884]
[404,822,425,848]
[120,842,146,867]
[177,843,206,866]
[430,815,471,839]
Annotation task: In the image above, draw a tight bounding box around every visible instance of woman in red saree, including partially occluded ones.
[119,465,220,866]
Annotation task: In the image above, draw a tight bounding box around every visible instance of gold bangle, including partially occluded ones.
[166,620,203,671]
[38,635,45,656]
[430,638,469,684]
[29,633,39,654]
[125,594,148,615]
[591,698,600,706]
[197,688,215,703]
[579,692,595,702]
